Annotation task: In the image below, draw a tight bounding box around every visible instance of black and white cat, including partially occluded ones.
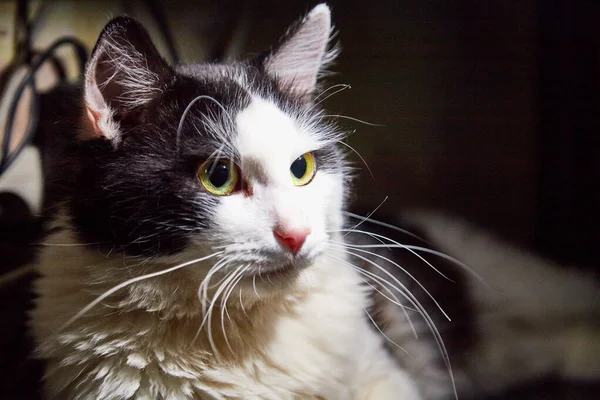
[30,4,599,400]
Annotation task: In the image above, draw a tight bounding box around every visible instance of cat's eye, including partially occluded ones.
[198,159,239,195]
[290,152,316,186]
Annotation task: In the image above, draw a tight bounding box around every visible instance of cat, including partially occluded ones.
[30,4,421,399]
[29,3,599,400]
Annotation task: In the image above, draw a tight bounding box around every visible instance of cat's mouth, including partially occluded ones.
[244,258,312,282]
[251,264,296,280]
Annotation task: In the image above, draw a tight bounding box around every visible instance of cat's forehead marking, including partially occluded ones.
[235,96,317,178]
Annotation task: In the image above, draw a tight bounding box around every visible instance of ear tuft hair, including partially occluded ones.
[83,17,172,143]
[263,4,338,99]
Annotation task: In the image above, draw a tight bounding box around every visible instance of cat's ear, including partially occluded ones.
[83,17,173,143]
[263,4,337,98]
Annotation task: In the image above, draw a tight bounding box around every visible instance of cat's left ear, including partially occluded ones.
[262,4,337,98]
[83,17,173,144]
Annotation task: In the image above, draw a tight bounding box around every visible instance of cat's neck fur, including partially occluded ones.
[32,217,358,366]
[31,219,389,399]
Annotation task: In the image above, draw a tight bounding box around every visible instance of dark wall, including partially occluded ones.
[537,0,600,266]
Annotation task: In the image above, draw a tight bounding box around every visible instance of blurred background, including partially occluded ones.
[0,0,598,398]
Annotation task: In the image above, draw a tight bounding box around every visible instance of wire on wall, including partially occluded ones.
[0,0,88,177]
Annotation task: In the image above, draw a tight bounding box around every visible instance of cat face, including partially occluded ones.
[67,5,349,287]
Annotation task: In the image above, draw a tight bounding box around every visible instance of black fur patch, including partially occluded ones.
[44,18,346,259]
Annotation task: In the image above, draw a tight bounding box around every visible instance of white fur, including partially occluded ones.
[0,146,43,214]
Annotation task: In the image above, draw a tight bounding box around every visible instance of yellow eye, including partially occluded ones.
[198,159,239,195]
[290,152,316,186]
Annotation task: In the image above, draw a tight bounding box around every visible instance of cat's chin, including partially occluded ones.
[248,258,310,280]
[250,264,296,281]
[242,257,314,289]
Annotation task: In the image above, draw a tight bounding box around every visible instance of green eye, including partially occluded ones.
[290,152,316,186]
[198,159,239,195]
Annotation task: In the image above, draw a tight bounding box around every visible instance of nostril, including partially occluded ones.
[273,228,310,255]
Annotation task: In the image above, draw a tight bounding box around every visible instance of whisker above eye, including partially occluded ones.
[176,94,237,155]
[322,114,385,127]
[313,83,351,104]
[336,140,374,179]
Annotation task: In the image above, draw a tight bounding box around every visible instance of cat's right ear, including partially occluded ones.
[83,17,173,144]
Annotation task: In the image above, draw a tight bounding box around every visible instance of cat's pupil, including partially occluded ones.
[291,156,307,179]
[208,162,230,188]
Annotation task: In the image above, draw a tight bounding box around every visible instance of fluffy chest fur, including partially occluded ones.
[31,230,377,400]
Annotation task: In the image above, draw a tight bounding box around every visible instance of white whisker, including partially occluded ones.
[341,197,388,237]
[61,251,223,330]
[336,140,374,179]
[323,114,385,127]
[238,281,249,319]
[199,257,233,316]
[205,265,243,356]
[364,307,411,357]
[177,95,237,154]
[313,84,351,106]
[0,265,35,288]
[33,242,105,247]
[326,253,419,338]
[343,242,488,287]
[177,95,208,151]
[252,275,260,299]
[220,264,250,354]
[334,229,454,282]
[328,246,454,391]
[343,212,430,243]
[329,241,450,320]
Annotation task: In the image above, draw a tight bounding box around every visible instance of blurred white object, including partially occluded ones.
[0,145,42,214]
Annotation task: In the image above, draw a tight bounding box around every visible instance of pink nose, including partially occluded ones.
[274,227,310,255]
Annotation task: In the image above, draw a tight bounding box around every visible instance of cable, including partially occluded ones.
[0,37,88,176]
